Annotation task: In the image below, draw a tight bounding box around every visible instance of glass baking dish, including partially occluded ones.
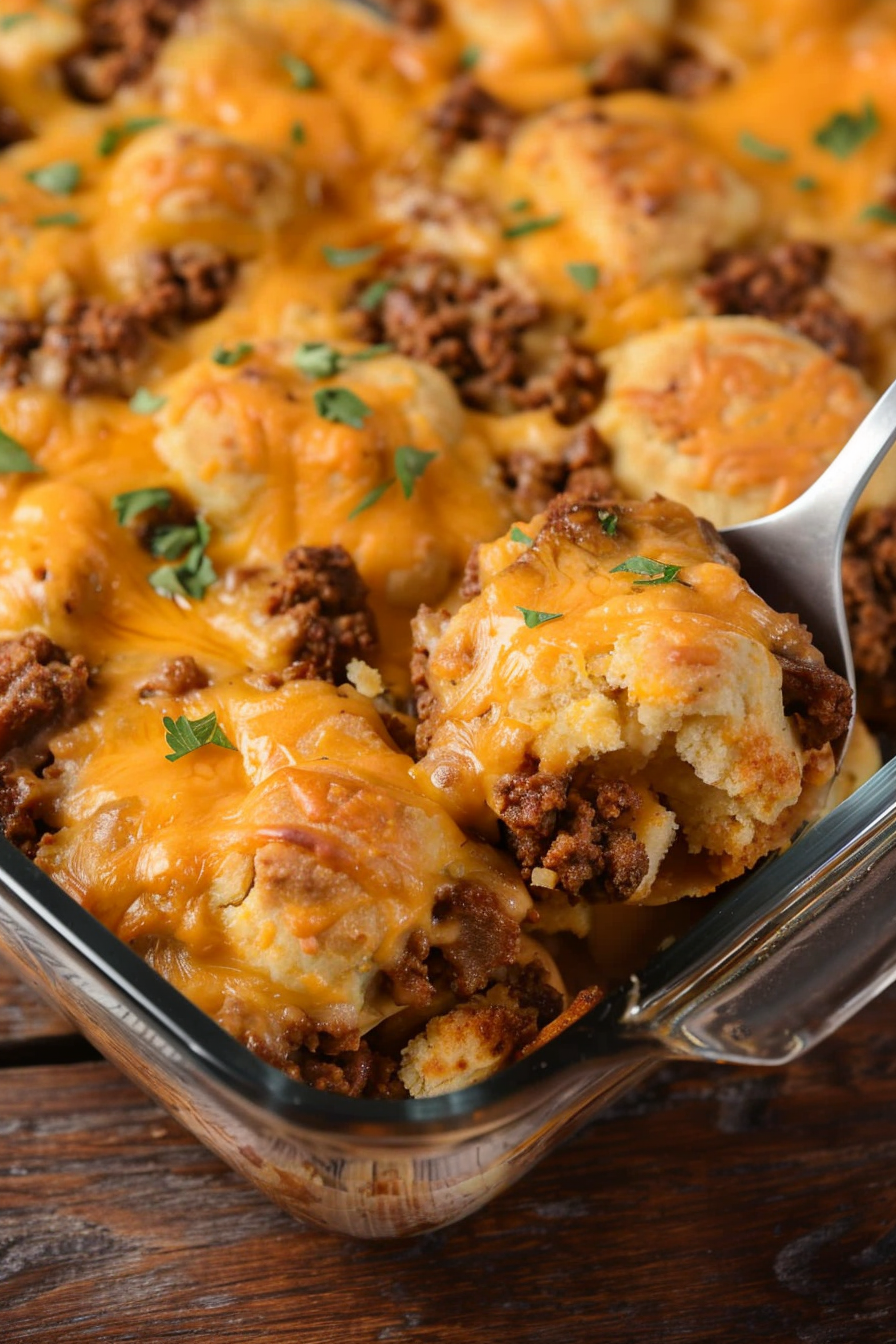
[3,754,896,1239]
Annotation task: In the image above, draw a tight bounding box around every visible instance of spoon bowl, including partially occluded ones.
[720,378,896,754]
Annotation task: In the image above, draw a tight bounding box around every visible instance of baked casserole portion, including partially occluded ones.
[0,0,894,1096]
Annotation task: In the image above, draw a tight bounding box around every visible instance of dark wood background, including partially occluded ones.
[2,954,895,1343]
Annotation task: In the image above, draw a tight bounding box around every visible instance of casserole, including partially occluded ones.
[3,0,896,1234]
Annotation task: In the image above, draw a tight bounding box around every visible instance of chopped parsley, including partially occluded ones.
[212,342,254,367]
[149,544,217,601]
[149,516,209,561]
[313,387,372,429]
[26,161,81,195]
[34,212,82,228]
[282,54,317,89]
[294,341,392,378]
[517,607,563,628]
[459,45,480,71]
[598,508,617,536]
[566,261,600,291]
[290,122,306,144]
[111,486,172,526]
[794,174,819,192]
[97,117,165,157]
[509,198,532,213]
[349,479,394,519]
[610,555,683,586]
[738,131,790,163]
[394,445,437,499]
[0,13,35,30]
[357,278,393,311]
[129,387,167,415]
[814,100,879,159]
[510,525,533,545]
[163,711,237,762]
[322,243,383,268]
[860,202,896,224]
[0,426,40,473]
[503,214,562,240]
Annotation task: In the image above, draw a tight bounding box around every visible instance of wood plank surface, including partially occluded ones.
[2,973,896,1343]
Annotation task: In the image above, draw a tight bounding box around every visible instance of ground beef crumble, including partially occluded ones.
[347,252,604,423]
[843,505,896,726]
[0,245,236,396]
[431,880,521,997]
[775,654,853,749]
[61,0,200,103]
[495,761,649,902]
[137,656,208,699]
[585,42,727,99]
[699,242,867,369]
[427,75,518,155]
[0,104,31,150]
[266,544,378,683]
[0,632,89,756]
[377,0,440,29]
[502,423,617,519]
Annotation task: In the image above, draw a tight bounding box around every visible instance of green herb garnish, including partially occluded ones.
[503,214,562,240]
[814,100,879,159]
[149,544,217,601]
[394,445,437,499]
[212,342,254,367]
[510,525,533,545]
[290,122,306,144]
[459,45,480,71]
[163,710,237,761]
[509,198,532,213]
[313,387,372,429]
[322,243,383,268]
[860,202,896,224]
[794,175,819,192]
[348,479,394,519]
[0,13,35,30]
[0,427,40,473]
[738,131,790,163]
[566,261,600,291]
[26,161,81,195]
[282,54,317,89]
[598,508,617,536]
[129,387,167,415]
[294,341,343,378]
[610,555,682,586]
[34,212,82,228]
[97,117,165,157]
[517,607,563,628]
[357,278,393,311]
[111,486,172,526]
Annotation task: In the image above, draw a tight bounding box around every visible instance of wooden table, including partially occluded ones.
[2,955,896,1343]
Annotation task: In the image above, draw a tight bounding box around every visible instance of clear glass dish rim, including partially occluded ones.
[3,753,894,1133]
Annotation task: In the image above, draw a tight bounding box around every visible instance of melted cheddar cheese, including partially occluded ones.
[0,0,891,1094]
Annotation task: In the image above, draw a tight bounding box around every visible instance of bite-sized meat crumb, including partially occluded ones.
[136,244,239,332]
[585,48,656,96]
[347,251,604,423]
[410,609,445,755]
[502,423,617,519]
[0,632,89,756]
[501,960,564,1029]
[495,760,649,902]
[699,242,867,368]
[658,44,729,100]
[61,0,200,103]
[378,0,440,29]
[266,544,378,683]
[35,297,148,399]
[775,654,853,748]
[138,656,209,699]
[385,928,434,1007]
[431,880,521,997]
[0,764,43,856]
[244,1026,407,1099]
[427,76,518,155]
[0,317,42,391]
[843,506,896,726]
[0,104,31,150]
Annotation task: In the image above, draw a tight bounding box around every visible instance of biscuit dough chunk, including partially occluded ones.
[505,101,759,288]
[413,496,849,905]
[597,317,894,527]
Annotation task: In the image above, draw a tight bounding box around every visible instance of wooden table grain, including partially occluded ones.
[2,955,896,1344]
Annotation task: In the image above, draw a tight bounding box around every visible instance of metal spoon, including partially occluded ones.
[721,377,896,700]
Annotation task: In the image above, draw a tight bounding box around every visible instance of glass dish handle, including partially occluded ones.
[613,757,896,1066]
